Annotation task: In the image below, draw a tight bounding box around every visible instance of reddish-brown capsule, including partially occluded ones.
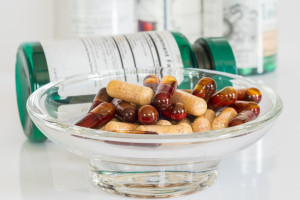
[237,87,262,103]
[162,103,187,121]
[192,77,216,102]
[152,75,178,110]
[230,101,260,117]
[112,98,137,123]
[89,87,113,111]
[228,110,257,127]
[143,74,160,91]
[138,105,159,125]
[76,102,115,128]
[208,86,238,111]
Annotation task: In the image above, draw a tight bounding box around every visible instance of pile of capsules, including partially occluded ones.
[75,75,262,134]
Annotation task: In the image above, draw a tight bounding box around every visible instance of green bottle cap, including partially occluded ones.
[195,37,237,74]
[16,43,48,142]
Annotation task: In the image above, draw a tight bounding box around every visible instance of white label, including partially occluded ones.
[41,31,183,95]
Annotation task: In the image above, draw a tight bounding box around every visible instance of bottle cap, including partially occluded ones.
[194,37,237,74]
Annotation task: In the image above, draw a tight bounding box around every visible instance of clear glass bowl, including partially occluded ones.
[27,68,282,198]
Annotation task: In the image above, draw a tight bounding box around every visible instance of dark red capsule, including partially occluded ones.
[152,75,178,110]
[89,87,113,111]
[138,105,159,125]
[237,87,262,103]
[143,74,160,91]
[112,98,137,123]
[208,86,238,111]
[192,77,216,102]
[230,101,260,117]
[76,102,115,128]
[228,110,257,127]
[162,103,187,121]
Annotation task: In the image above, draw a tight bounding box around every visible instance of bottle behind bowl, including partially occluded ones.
[15,31,236,142]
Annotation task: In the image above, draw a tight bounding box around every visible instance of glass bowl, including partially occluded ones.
[27,68,282,198]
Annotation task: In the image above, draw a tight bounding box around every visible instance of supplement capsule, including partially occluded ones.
[156,120,172,125]
[230,101,260,117]
[103,121,139,132]
[111,130,158,135]
[162,102,187,121]
[237,87,262,103]
[107,80,154,105]
[143,74,160,91]
[76,102,115,128]
[138,105,159,125]
[112,98,137,123]
[208,86,237,111]
[152,75,178,110]
[192,77,217,102]
[229,110,257,127]
[136,124,193,134]
[212,107,237,130]
[172,90,207,116]
[89,87,113,111]
[192,109,216,133]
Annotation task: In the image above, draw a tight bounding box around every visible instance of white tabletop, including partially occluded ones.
[1,0,300,199]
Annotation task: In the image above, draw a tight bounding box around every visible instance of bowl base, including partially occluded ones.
[89,160,219,198]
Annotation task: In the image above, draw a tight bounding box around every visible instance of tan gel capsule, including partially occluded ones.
[103,121,139,132]
[107,80,154,105]
[192,109,216,132]
[156,120,172,125]
[212,107,237,130]
[136,124,193,134]
[172,90,207,116]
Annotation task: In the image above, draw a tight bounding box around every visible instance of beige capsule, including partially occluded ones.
[156,120,172,126]
[107,80,154,105]
[172,90,207,116]
[212,107,237,130]
[192,109,216,133]
[103,121,139,132]
[136,124,193,134]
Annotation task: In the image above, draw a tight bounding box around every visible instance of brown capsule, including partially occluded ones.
[89,87,113,111]
[230,101,260,117]
[229,110,257,127]
[162,102,187,121]
[143,74,160,91]
[138,105,159,125]
[208,86,237,111]
[75,102,115,128]
[237,87,262,103]
[152,75,178,110]
[192,77,217,102]
[112,98,137,123]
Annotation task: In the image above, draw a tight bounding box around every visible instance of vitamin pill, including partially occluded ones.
[143,74,160,91]
[192,77,216,102]
[89,87,113,111]
[76,102,115,128]
[156,120,172,125]
[112,98,138,123]
[138,105,159,125]
[103,121,139,132]
[229,110,257,127]
[172,90,207,116]
[230,101,260,117]
[162,102,187,121]
[152,75,178,110]
[237,87,262,103]
[107,80,154,105]
[208,86,237,111]
[136,124,193,134]
[180,89,192,93]
[177,119,192,130]
[111,130,158,135]
[192,109,215,132]
[212,107,237,130]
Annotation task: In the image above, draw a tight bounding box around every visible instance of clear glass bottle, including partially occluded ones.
[15,31,236,142]
[223,0,278,75]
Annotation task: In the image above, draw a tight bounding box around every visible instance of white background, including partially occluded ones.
[0,0,300,199]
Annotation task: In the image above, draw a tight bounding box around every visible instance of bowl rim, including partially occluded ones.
[26,68,283,143]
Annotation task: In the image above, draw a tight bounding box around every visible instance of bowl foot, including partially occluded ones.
[89,160,219,198]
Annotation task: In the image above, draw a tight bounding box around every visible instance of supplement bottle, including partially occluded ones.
[16,31,236,142]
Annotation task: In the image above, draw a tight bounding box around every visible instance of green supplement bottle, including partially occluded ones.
[16,31,236,142]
